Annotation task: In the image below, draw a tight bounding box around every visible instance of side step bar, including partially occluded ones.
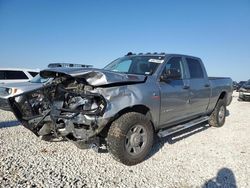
[157,116,209,137]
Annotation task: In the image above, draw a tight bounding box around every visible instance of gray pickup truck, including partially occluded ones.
[9,53,233,165]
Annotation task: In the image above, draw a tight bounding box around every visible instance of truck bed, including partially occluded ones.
[207,77,233,112]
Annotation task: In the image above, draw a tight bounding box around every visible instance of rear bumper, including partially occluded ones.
[0,98,11,111]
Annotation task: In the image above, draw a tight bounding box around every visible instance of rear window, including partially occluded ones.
[5,71,28,79]
[28,71,38,77]
[186,58,204,79]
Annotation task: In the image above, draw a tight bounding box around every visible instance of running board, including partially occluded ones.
[157,116,209,137]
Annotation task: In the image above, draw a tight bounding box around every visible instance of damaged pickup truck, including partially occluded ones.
[8,53,233,165]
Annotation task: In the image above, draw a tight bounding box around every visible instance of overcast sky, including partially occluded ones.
[0,0,249,81]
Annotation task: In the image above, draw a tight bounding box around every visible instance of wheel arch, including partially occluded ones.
[208,91,228,116]
[218,91,228,104]
[99,105,155,137]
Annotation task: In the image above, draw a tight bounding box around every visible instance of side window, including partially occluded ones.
[5,71,28,79]
[0,71,5,79]
[162,57,184,79]
[186,58,204,79]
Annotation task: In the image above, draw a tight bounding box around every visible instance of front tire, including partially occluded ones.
[209,99,226,127]
[107,112,154,166]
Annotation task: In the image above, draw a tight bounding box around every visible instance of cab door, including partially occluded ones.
[184,57,211,116]
[159,56,191,127]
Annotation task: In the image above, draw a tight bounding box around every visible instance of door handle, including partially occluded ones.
[183,85,190,89]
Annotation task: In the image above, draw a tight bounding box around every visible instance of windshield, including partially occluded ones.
[30,74,49,83]
[103,56,164,75]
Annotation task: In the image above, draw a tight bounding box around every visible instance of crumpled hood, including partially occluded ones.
[40,68,147,86]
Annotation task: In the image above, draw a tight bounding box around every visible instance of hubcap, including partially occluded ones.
[125,125,147,156]
[218,106,225,124]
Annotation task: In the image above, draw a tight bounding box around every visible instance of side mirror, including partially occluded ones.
[160,68,181,82]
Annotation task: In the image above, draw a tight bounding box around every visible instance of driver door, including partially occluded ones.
[159,56,190,127]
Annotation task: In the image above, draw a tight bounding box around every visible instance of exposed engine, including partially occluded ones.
[9,76,107,148]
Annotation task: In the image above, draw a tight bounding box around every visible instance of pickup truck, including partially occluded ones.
[8,53,233,165]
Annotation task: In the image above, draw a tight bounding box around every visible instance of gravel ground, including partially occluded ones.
[0,92,249,188]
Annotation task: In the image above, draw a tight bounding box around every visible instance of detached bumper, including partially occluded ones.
[0,98,11,111]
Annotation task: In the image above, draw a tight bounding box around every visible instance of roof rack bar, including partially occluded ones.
[48,63,93,68]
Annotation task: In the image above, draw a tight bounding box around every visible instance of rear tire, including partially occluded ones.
[107,112,154,166]
[209,99,226,127]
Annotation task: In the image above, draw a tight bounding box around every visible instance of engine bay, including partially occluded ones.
[9,76,107,148]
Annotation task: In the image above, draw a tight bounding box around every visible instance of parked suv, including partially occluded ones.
[0,68,39,84]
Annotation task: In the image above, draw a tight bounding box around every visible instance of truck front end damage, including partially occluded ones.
[8,68,147,149]
[9,74,109,149]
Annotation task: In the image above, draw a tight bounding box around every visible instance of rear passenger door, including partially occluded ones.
[185,57,210,116]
